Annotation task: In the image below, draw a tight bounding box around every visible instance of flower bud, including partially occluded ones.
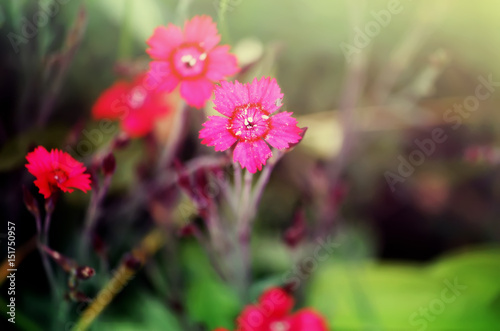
[123,253,142,271]
[102,152,116,176]
[23,185,40,217]
[112,132,131,150]
[76,266,96,280]
[283,207,306,248]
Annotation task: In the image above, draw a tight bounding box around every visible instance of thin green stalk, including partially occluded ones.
[217,0,232,44]
[236,170,253,297]
[118,0,133,59]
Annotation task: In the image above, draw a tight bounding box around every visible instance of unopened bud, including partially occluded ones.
[44,193,58,213]
[283,207,306,248]
[102,152,116,176]
[123,253,142,271]
[177,223,196,237]
[112,132,131,150]
[76,266,95,280]
[23,185,39,217]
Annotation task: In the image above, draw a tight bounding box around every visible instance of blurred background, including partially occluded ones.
[1,0,500,330]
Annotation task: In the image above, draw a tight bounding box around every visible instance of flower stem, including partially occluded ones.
[81,175,112,257]
[157,101,189,173]
[250,150,283,210]
[233,161,242,201]
[73,229,166,331]
[192,223,228,281]
[39,204,58,298]
[236,170,253,297]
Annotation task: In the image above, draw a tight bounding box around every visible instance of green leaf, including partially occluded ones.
[307,247,500,330]
[182,243,241,330]
[93,292,182,331]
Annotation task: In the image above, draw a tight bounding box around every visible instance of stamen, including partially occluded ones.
[181,54,193,63]
[270,321,289,331]
[199,53,207,61]
[129,88,147,108]
[236,130,242,136]
[262,115,269,120]
[181,54,197,67]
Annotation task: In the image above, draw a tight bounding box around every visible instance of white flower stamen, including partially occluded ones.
[181,54,197,67]
[270,321,289,331]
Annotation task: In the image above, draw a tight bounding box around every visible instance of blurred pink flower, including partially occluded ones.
[199,77,303,173]
[25,146,91,199]
[146,15,239,108]
[92,74,171,137]
[215,287,329,331]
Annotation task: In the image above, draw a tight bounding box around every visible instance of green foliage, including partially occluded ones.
[307,247,500,330]
[182,243,242,330]
[93,292,182,331]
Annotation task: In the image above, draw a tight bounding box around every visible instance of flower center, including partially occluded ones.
[127,87,147,109]
[228,103,271,142]
[171,44,208,79]
[50,169,68,186]
[270,321,289,331]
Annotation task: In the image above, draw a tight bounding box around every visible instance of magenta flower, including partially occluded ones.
[214,287,329,331]
[25,146,91,199]
[199,77,303,173]
[146,15,239,108]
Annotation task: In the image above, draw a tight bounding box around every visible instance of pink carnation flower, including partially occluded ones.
[146,15,239,108]
[214,287,329,331]
[199,77,303,173]
[91,74,171,138]
[25,146,91,199]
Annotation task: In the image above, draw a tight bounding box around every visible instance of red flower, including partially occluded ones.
[146,15,239,108]
[92,74,171,138]
[25,146,91,199]
[215,287,329,331]
[199,77,303,173]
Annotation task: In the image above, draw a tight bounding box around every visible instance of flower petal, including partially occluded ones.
[180,78,214,108]
[120,113,155,138]
[199,116,237,151]
[147,61,180,92]
[62,174,92,193]
[288,309,329,331]
[233,140,272,173]
[33,178,52,199]
[91,81,131,120]
[206,45,239,81]
[237,304,272,331]
[25,146,51,177]
[248,77,284,114]
[265,112,303,149]
[184,15,220,51]
[213,80,249,116]
[146,24,183,60]
[259,287,294,319]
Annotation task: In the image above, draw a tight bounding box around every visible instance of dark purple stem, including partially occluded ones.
[40,200,58,298]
